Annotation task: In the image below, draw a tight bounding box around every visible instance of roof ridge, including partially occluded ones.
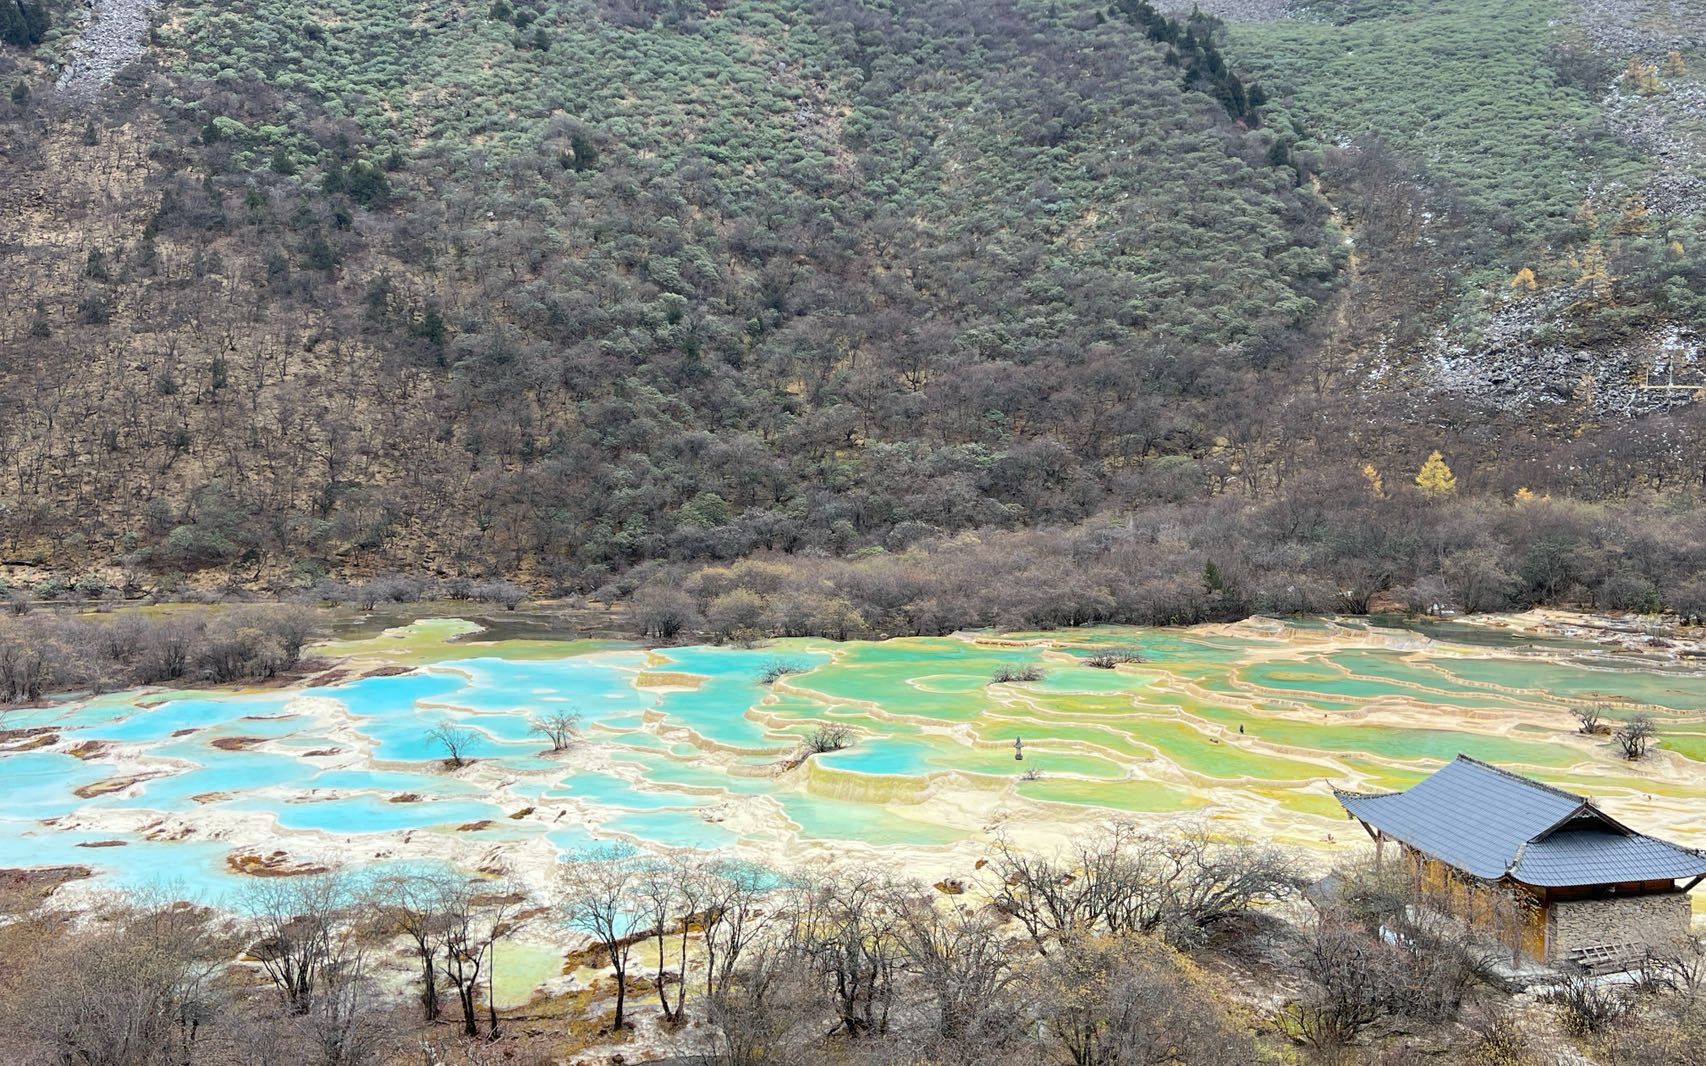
[1331,786,1399,800]
[1506,840,1530,876]
[1452,753,1585,804]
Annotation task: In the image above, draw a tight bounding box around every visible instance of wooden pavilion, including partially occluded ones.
[1336,755,1706,969]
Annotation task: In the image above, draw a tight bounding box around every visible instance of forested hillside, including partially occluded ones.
[2,0,1704,627]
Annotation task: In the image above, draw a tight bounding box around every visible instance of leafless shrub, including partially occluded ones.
[195,606,318,682]
[306,581,352,607]
[369,573,427,604]
[1549,966,1633,1036]
[1636,936,1706,1004]
[985,823,1301,951]
[1287,913,1476,1056]
[1585,990,1706,1066]
[0,897,228,1066]
[1083,649,1144,669]
[804,722,852,753]
[757,658,806,685]
[1471,1008,1538,1066]
[471,580,527,610]
[1031,933,1256,1066]
[989,664,1044,684]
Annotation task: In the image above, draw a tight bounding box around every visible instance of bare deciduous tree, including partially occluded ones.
[1083,649,1144,669]
[374,871,459,1022]
[635,854,710,1025]
[428,722,480,768]
[1287,871,1478,1060]
[530,709,582,752]
[560,843,649,1032]
[437,876,527,1040]
[243,873,361,1015]
[628,588,700,640]
[786,870,906,1038]
[472,580,527,610]
[894,898,1021,1051]
[701,859,783,1002]
[1571,702,1609,735]
[1614,712,1657,759]
[3,897,227,1066]
[701,938,818,1066]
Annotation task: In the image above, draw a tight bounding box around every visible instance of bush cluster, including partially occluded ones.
[0,605,318,703]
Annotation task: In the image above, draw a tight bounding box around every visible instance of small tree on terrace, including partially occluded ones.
[428,722,480,768]
[531,709,582,751]
[1571,703,1609,735]
[757,658,805,685]
[1614,713,1657,759]
[804,722,852,753]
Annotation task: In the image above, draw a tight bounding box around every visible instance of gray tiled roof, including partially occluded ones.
[1335,755,1706,887]
[1511,829,1706,886]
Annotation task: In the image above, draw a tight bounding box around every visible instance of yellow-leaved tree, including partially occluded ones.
[1416,451,1456,495]
[1510,267,1538,291]
[1623,57,1662,94]
[1361,463,1384,497]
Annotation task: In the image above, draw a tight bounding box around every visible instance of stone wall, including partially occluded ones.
[1547,892,1693,964]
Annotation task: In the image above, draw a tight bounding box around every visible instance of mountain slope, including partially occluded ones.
[1,0,1704,623]
[3,0,1335,581]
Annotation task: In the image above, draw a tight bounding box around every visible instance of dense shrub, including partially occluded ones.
[0,606,320,702]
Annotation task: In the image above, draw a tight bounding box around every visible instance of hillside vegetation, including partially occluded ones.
[1,0,1704,627]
